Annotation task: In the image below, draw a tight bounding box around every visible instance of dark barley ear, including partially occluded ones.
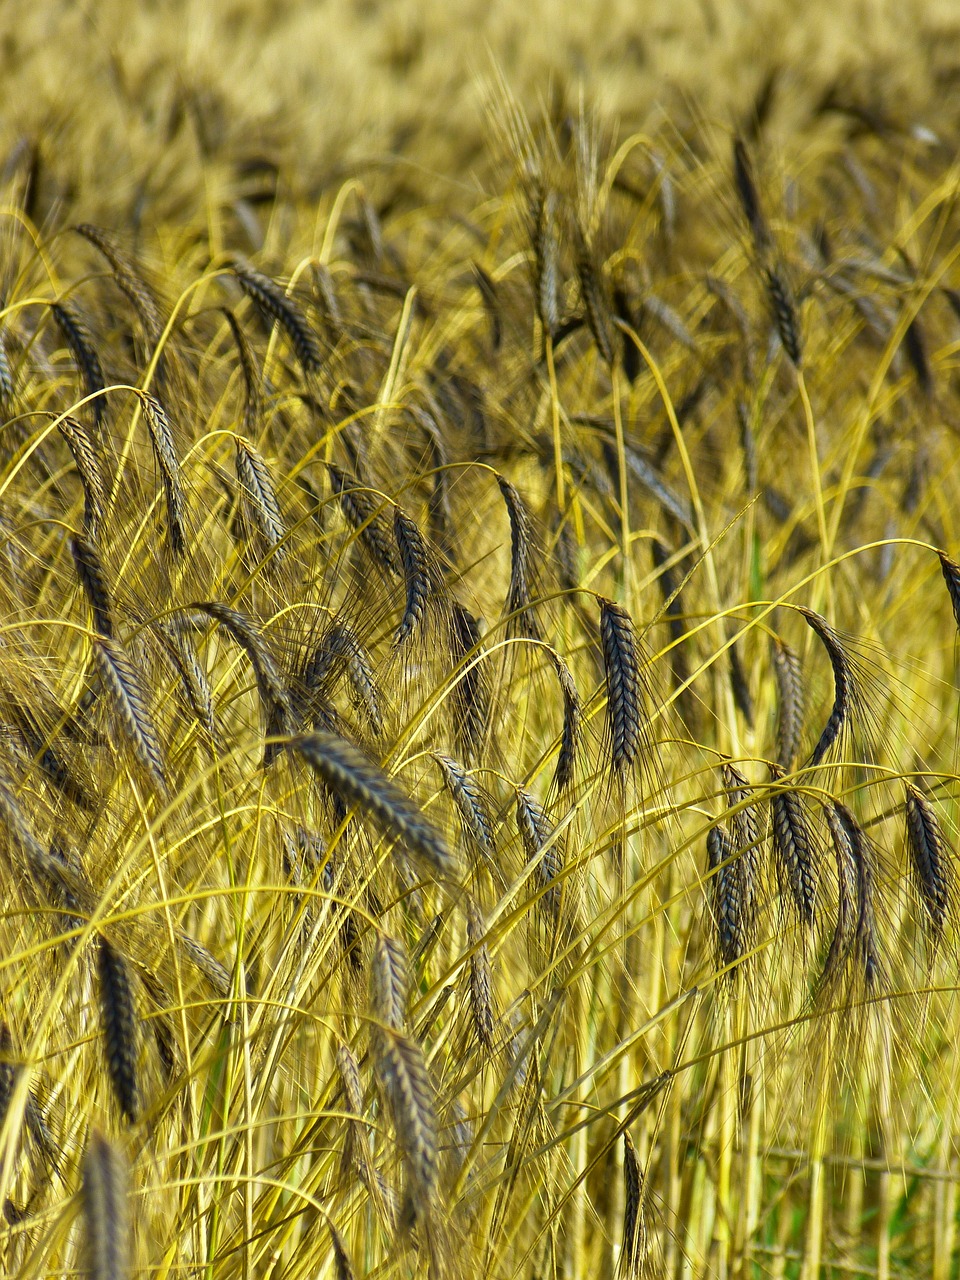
[904,784,951,948]
[472,261,502,352]
[466,894,494,1052]
[448,602,489,763]
[838,802,881,989]
[651,538,692,711]
[771,636,804,769]
[330,1223,357,1280]
[549,649,582,795]
[393,505,434,647]
[433,753,494,862]
[576,229,615,366]
[769,765,817,928]
[220,307,262,436]
[96,936,140,1125]
[599,597,642,780]
[190,601,293,765]
[51,301,105,431]
[12,705,97,812]
[139,392,186,559]
[732,136,771,253]
[293,730,457,881]
[175,929,232,997]
[822,801,858,986]
[497,475,541,641]
[234,436,287,565]
[706,822,746,976]
[371,933,409,1032]
[81,1130,131,1280]
[70,532,115,640]
[0,330,14,409]
[229,255,324,375]
[336,1042,364,1121]
[137,968,179,1085]
[531,183,561,340]
[903,315,932,398]
[75,222,164,348]
[25,1091,61,1175]
[728,639,754,728]
[416,406,456,564]
[155,620,219,746]
[59,416,106,539]
[0,771,96,912]
[516,786,563,915]
[370,1025,438,1223]
[938,550,960,632]
[798,608,853,769]
[327,463,401,578]
[301,622,384,738]
[621,1131,646,1278]
[822,801,880,989]
[91,636,168,797]
[722,763,764,938]
[0,1023,15,1136]
[763,262,802,369]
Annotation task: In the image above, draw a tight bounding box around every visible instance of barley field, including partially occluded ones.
[2,2,960,1277]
